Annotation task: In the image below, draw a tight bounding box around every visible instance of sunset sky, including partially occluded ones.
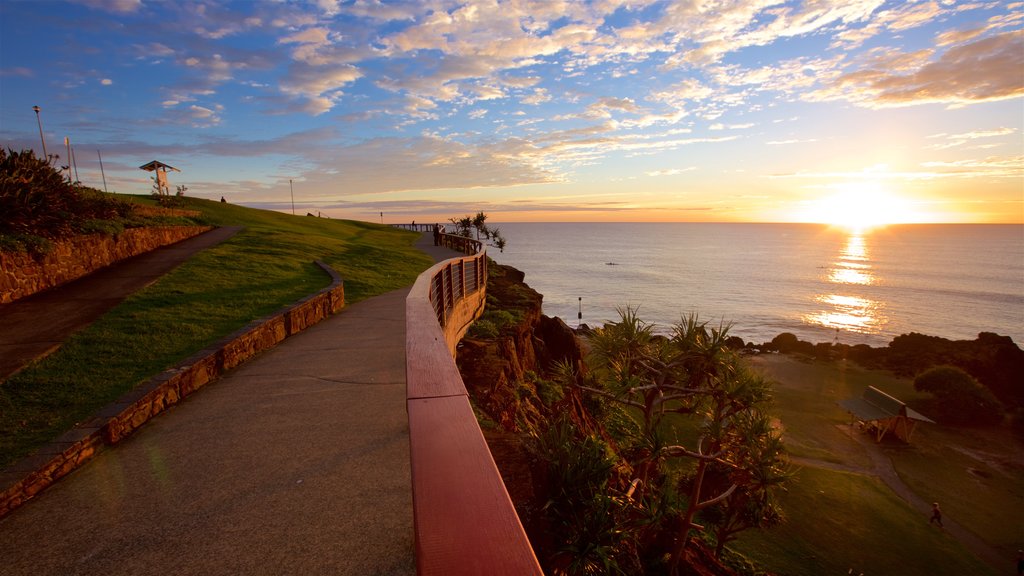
[1,0,1022,224]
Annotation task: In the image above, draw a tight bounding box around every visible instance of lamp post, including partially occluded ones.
[32,105,48,160]
[289,179,295,215]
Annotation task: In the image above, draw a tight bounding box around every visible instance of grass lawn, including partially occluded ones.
[729,353,1021,576]
[890,424,1024,561]
[0,196,434,469]
[731,466,994,576]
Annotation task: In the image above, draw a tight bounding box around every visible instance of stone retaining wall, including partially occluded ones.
[0,226,212,304]
[0,261,345,518]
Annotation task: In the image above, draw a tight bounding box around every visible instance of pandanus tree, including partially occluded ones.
[449,211,507,251]
[578,308,790,573]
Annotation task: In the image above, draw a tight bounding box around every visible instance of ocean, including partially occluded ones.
[488,223,1024,348]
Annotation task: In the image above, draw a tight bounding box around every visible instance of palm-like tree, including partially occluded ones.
[577,308,789,574]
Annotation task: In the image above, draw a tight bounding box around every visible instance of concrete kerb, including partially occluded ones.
[0,259,346,519]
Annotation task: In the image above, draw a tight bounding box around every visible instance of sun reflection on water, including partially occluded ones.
[804,294,883,334]
[804,232,887,335]
[830,233,874,286]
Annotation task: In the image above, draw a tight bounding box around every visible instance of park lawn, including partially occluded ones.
[752,355,922,469]
[0,196,433,468]
[889,424,1024,561]
[729,466,995,576]
[735,354,1017,576]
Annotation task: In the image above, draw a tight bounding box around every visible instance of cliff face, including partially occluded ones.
[456,263,585,433]
[454,263,588,558]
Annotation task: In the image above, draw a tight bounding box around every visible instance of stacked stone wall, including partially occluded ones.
[0,261,345,518]
[0,226,212,304]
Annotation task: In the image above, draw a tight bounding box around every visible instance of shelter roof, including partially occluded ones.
[838,386,934,424]
[139,160,180,172]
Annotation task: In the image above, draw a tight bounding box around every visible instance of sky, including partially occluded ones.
[1,0,1022,224]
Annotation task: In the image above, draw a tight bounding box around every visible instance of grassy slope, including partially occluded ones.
[735,466,991,576]
[730,355,1014,576]
[0,196,433,468]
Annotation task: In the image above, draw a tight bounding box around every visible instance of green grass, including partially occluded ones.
[890,425,1024,560]
[0,196,433,468]
[729,354,1019,575]
[731,466,994,576]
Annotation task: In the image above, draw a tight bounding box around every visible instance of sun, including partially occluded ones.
[797,182,922,231]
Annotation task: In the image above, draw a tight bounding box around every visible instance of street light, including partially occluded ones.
[32,105,48,160]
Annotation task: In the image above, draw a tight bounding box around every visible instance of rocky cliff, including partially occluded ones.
[455,262,594,564]
[456,263,586,432]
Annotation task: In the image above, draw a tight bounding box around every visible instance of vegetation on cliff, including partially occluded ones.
[458,263,788,575]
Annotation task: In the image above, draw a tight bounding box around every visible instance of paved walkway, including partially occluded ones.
[0,226,242,382]
[0,231,462,575]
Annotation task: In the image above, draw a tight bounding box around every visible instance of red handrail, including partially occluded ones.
[405,235,543,575]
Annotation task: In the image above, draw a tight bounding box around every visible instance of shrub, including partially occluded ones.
[914,365,1003,425]
[0,148,133,242]
[468,319,499,339]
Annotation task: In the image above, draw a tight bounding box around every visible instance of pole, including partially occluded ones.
[64,137,72,181]
[70,144,79,183]
[380,212,383,224]
[97,150,108,192]
[32,106,48,160]
[578,297,582,327]
[289,179,295,215]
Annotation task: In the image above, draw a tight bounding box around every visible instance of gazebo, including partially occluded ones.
[140,160,180,195]
[839,386,934,443]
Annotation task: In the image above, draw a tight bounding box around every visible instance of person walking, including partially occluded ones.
[929,502,943,527]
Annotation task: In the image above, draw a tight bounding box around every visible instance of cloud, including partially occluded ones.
[770,154,1024,181]
[279,62,363,115]
[100,78,113,85]
[926,127,1017,149]
[521,88,551,105]
[585,97,643,119]
[767,138,819,145]
[657,0,885,67]
[133,43,176,60]
[812,30,1024,108]
[0,67,33,77]
[73,0,141,13]
[646,167,697,177]
[297,134,562,196]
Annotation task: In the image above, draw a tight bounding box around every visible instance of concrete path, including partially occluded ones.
[0,226,242,382]
[0,232,462,576]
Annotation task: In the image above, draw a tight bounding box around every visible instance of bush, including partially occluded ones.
[0,148,133,242]
[914,365,1003,425]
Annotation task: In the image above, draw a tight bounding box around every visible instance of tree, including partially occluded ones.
[914,365,1003,425]
[700,410,788,557]
[578,309,790,573]
[449,211,507,252]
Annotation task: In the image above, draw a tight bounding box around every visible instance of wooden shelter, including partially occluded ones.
[139,160,180,195]
[839,386,934,443]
